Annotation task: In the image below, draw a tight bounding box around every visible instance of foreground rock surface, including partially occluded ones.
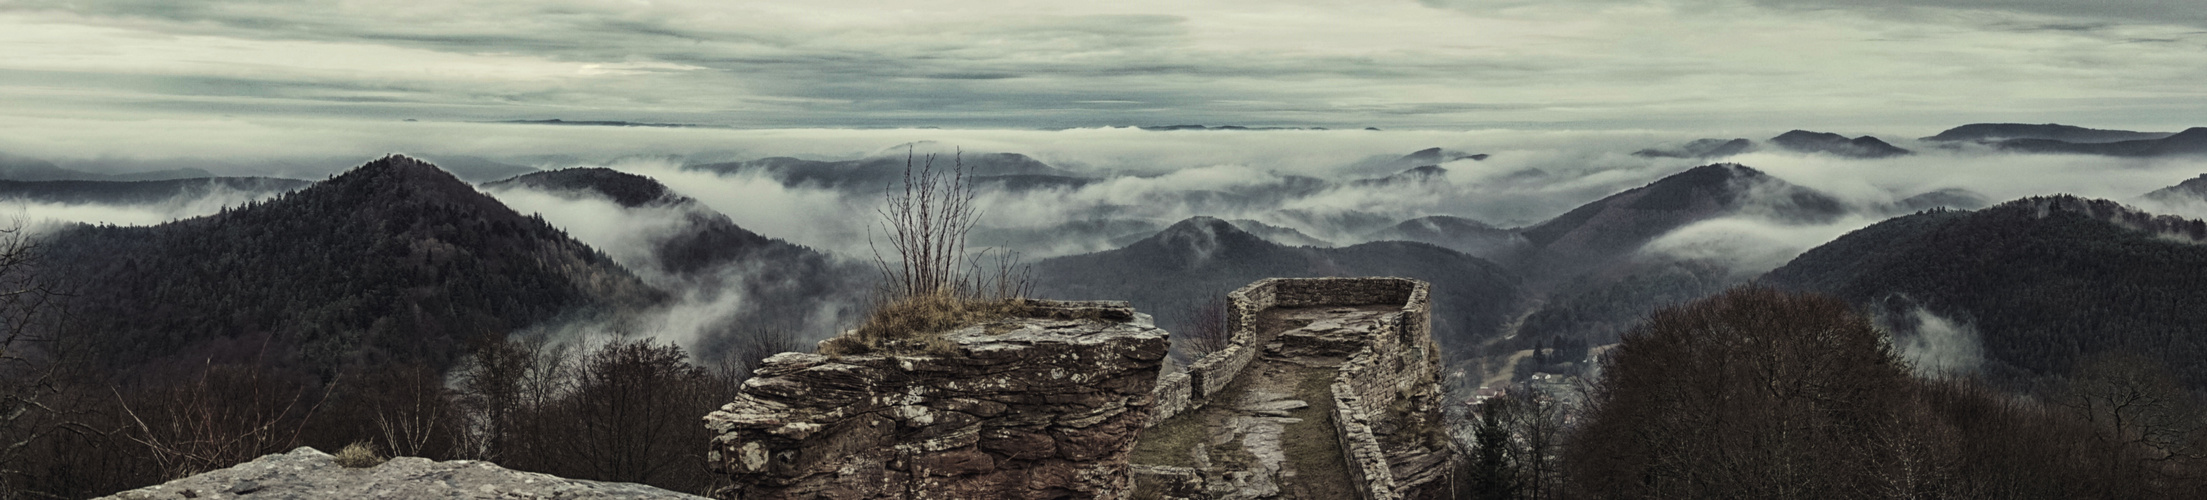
[704,300,1171,500]
[97,447,705,500]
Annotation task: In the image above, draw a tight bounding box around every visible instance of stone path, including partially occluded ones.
[1133,305,1400,499]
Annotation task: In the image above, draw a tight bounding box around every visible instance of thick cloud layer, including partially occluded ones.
[5,184,289,232]
[3,0,2205,129]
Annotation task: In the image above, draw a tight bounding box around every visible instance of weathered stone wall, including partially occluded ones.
[1147,277,1427,425]
[704,300,1170,500]
[1146,279,1279,424]
[1325,279,1449,500]
[1236,277,1446,500]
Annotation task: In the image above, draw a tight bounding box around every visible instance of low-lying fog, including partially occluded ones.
[11,121,2205,259]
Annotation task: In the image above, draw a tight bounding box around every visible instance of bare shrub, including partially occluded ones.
[822,148,1032,357]
[1171,294,1232,360]
[716,326,806,382]
[112,361,330,480]
[364,363,457,459]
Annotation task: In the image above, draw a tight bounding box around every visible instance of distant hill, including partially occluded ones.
[1352,165,1451,188]
[686,152,1082,191]
[0,177,309,205]
[1515,163,1847,287]
[2144,174,2207,204]
[1768,130,1912,158]
[1922,123,2171,143]
[1765,196,2207,389]
[38,155,660,378]
[0,152,216,181]
[1632,138,1753,159]
[1363,215,1528,263]
[1342,147,1485,176]
[1996,127,2207,157]
[1032,216,1524,350]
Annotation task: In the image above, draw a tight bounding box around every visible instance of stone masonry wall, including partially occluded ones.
[1324,279,1440,500]
[704,300,1170,500]
[1147,277,1422,425]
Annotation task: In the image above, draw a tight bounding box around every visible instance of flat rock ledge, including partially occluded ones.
[704,300,1171,500]
[96,447,705,500]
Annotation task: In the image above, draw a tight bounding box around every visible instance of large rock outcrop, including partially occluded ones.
[97,447,704,500]
[704,300,1171,499]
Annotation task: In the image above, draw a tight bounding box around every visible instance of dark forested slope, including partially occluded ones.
[1765,196,2207,388]
[38,155,660,377]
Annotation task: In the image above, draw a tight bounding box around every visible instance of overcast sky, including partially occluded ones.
[3,0,2204,132]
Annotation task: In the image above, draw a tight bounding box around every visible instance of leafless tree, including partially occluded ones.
[0,225,85,493]
[112,360,331,481]
[1172,294,1232,360]
[2057,352,2207,486]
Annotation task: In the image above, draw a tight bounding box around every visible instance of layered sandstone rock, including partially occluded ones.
[704,300,1171,500]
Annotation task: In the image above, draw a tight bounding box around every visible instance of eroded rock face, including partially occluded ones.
[96,447,704,500]
[704,301,1171,500]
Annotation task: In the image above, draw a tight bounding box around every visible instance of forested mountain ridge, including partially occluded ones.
[1921,123,2171,143]
[1995,127,2207,157]
[37,155,661,378]
[1765,195,2207,389]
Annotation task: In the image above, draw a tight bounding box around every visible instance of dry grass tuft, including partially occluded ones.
[818,293,1029,357]
[332,441,387,468]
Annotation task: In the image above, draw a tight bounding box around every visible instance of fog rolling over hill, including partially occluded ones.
[1766,195,2207,390]
[1632,138,1753,159]
[481,167,868,351]
[1923,123,2175,143]
[0,177,309,206]
[1994,127,2207,157]
[686,150,1085,192]
[1031,216,1524,352]
[38,155,660,378]
[1515,163,1848,289]
[1362,215,1529,263]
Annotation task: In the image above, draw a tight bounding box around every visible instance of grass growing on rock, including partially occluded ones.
[817,292,1028,357]
[332,441,386,468]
